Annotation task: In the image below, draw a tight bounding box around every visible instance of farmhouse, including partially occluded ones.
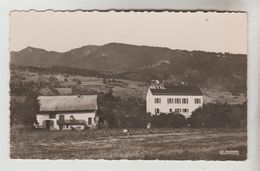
[36,95,98,130]
[146,85,203,118]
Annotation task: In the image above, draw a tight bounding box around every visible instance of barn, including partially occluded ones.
[146,85,203,118]
[35,95,98,130]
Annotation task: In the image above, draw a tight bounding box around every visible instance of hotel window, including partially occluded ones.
[182,98,188,104]
[155,108,160,114]
[175,98,181,104]
[182,109,189,113]
[169,108,173,113]
[195,98,201,104]
[167,98,174,104]
[175,108,181,113]
[154,98,161,104]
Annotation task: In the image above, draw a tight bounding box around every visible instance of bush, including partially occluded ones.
[151,113,186,128]
[190,102,247,128]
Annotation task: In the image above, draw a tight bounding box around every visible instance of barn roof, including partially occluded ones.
[149,85,203,96]
[38,95,98,112]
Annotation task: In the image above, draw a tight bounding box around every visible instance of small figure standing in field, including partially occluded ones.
[146,122,151,129]
[123,129,130,135]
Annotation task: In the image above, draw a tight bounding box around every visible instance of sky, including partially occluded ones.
[10,11,247,54]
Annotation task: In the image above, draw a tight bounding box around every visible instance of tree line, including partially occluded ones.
[10,81,247,129]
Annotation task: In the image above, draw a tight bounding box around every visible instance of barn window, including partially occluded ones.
[49,113,56,119]
[169,108,173,113]
[194,98,201,104]
[88,117,92,125]
[155,108,160,114]
[70,115,76,120]
[175,98,181,104]
[167,98,174,104]
[182,98,188,104]
[154,98,161,104]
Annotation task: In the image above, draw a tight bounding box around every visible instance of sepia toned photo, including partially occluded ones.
[9,11,247,160]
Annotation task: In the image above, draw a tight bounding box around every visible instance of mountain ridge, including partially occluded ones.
[10,43,247,93]
[11,42,246,55]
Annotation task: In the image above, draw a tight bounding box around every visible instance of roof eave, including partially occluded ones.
[151,93,203,96]
[38,109,97,114]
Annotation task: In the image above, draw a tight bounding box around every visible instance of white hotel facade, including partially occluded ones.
[146,85,203,118]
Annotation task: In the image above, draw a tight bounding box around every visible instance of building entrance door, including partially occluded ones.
[45,120,54,130]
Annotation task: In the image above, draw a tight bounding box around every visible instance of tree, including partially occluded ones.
[76,79,81,85]
[23,92,40,127]
[10,91,40,127]
[99,107,117,128]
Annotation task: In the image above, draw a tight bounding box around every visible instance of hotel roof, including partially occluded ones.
[149,85,203,96]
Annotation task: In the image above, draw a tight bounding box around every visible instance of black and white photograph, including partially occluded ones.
[9,11,247,160]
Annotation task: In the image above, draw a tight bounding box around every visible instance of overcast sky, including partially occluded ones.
[10,11,247,54]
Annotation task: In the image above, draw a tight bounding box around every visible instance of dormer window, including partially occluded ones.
[175,98,181,104]
[167,98,174,104]
[182,98,188,104]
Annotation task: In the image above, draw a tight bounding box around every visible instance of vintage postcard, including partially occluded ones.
[9,11,247,160]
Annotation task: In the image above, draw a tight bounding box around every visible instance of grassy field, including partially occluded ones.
[10,128,247,160]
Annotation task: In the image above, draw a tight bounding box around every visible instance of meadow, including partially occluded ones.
[10,127,247,160]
